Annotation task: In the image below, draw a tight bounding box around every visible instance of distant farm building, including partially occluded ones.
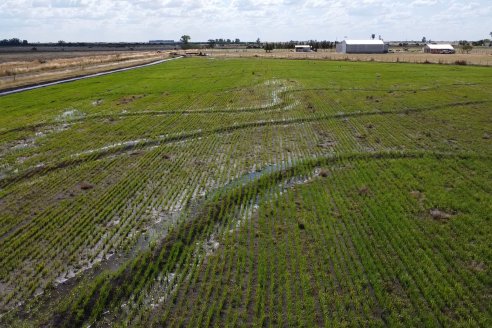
[295,45,312,52]
[423,44,455,54]
[336,40,388,54]
[149,40,175,45]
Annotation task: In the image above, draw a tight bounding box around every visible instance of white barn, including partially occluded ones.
[336,40,388,54]
[295,45,312,52]
[423,44,455,54]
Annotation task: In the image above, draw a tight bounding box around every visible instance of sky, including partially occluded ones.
[1,0,491,43]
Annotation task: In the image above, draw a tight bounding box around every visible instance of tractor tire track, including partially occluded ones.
[1,100,491,189]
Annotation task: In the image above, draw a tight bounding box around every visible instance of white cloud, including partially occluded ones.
[0,0,490,42]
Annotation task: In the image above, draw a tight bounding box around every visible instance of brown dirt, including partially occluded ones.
[117,95,145,105]
[429,208,452,221]
[358,186,371,196]
[468,260,486,272]
[410,190,424,199]
[79,182,94,190]
[317,141,337,148]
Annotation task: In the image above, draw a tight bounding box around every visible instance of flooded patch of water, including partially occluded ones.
[57,108,85,121]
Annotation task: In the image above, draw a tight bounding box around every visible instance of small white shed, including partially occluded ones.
[295,45,312,52]
[423,44,455,54]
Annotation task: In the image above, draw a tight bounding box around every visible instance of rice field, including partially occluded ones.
[0,57,491,327]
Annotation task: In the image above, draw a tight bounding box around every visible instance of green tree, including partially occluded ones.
[461,44,473,54]
[180,35,191,44]
[180,35,191,49]
[208,39,216,48]
[264,43,274,52]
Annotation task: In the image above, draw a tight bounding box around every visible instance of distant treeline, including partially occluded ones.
[0,39,168,47]
[264,41,337,50]
[0,38,28,46]
[208,39,337,50]
[0,38,178,48]
[273,40,337,49]
[2,37,490,49]
[459,40,491,47]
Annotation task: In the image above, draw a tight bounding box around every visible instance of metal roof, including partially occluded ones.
[425,44,454,50]
[344,40,385,45]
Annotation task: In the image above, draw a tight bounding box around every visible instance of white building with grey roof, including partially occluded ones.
[336,40,388,54]
[423,44,455,54]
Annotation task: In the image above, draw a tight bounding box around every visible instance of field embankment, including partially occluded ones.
[0,51,171,91]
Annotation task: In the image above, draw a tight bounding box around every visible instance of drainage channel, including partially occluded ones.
[0,56,184,97]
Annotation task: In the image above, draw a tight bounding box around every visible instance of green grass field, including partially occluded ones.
[0,58,491,327]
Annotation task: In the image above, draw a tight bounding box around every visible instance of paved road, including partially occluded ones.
[0,56,183,97]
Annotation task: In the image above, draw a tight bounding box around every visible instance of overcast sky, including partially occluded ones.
[1,0,491,42]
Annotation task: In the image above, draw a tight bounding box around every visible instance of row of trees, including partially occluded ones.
[270,40,337,50]
[0,38,28,46]
[468,39,491,47]
[204,38,337,50]
[261,41,339,53]
[208,38,241,46]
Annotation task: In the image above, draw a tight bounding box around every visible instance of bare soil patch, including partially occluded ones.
[117,95,145,105]
[429,208,453,221]
[79,182,95,190]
